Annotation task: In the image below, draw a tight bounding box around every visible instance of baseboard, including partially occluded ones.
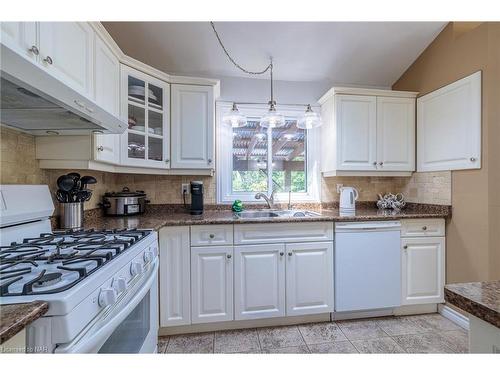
[439,304,469,330]
[394,303,438,316]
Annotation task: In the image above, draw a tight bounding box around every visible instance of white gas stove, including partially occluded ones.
[0,185,159,353]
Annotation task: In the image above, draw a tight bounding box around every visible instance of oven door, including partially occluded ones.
[55,260,159,354]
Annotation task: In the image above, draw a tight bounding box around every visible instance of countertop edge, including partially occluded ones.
[444,287,500,329]
[0,301,49,345]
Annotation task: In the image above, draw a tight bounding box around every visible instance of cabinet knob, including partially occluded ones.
[279,252,284,256]
[43,55,53,65]
[28,45,39,56]
[165,159,170,163]
[226,254,232,259]
[422,226,427,230]
[209,234,215,239]
[403,245,408,249]
[97,146,104,152]
[208,159,212,164]
[470,157,476,162]
[378,162,384,166]
[373,161,377,166]
[288,252,293,256]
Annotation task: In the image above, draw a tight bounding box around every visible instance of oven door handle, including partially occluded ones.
[54,260,158,353]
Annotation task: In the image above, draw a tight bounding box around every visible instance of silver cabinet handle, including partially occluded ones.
[97,146,104,152]
[226,254,232,259]
[470,157,476,162]
[165,159,170,163]
[28,45,39,55]
[43,56,53,65]
[288,252,293,256]
[422,226,427,230]
[208,158,212,164]
[209,234,215,239]
[379,162,384,166]
[279,252,284,256]
[373,161,377,166]
[403,245,408,249]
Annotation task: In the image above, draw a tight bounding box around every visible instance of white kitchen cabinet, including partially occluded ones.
[285,242,334,316]
[319,87,417,176]
[336,94,377,171]
[417,71,481,172]
[94,133,120,164]
[401,237,445,305]
[121,65,170,168]
[376,96,415,171]
[0,22,38,61]
[94,34,119,116]
[170,84,214,169]
[159,226,191,327]
[234,244,286,320]
[191,246,233,323]
[38,22,94,96]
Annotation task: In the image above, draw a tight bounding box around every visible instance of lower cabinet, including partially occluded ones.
[234,244,286,320]
[286,242,334,316]
[191,246,233,323]
[401,237,445,305]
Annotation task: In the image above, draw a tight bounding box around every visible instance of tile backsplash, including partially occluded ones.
[1,126,452,214]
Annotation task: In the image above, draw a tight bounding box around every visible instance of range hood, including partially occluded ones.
[0,44,126,135]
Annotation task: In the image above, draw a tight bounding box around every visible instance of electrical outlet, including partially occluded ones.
[336,184,344,194]
[181,183,189,195]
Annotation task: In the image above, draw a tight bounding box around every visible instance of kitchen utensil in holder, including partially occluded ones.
[60,202,84,230]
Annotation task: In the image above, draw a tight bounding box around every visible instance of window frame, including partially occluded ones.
[216,101,321,204]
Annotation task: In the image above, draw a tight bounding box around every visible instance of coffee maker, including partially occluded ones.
[190,181,204,215]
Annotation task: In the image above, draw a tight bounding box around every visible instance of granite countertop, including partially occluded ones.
[83,203,451,231]
[0,301,48,344]
[445,281,500,329]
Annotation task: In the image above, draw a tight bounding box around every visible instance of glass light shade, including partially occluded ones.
[260,102,285,128]
[223,103,247,128]
[297,104,322,129]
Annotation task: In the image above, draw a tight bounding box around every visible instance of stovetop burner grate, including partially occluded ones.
[0,228,151,297]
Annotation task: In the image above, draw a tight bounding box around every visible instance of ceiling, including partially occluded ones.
[103,22,446,86]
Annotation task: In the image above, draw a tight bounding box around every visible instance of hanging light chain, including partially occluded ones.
[210,21,272,76]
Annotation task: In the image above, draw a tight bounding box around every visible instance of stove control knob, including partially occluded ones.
[130,261,143,277]
[144,250,154,264]
[113,277,127,294]
[98,288,117,307]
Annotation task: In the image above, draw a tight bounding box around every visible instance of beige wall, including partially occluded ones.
[393,22,500,282]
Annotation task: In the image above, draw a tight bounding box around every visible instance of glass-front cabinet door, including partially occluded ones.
[120,65,170,168]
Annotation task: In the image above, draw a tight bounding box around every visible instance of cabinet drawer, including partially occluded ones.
[234,222,334,245]
[401,219,445,237]
[190,225,233,246]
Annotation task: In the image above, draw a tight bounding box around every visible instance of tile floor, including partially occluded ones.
[157,313,468,354]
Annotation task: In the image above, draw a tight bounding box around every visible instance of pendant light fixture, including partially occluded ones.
[223,102,247,128]
[297,104,322,129]
[211,22,317,130]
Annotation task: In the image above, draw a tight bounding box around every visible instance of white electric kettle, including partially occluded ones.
[339,187,359,212]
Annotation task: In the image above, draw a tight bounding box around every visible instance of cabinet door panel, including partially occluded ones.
[402,237,445,305]
[286,242,334,316]
[234,244,285,320]
[159,227,191,327]
[377,97,415,171]
[191,246,233,323]
[171,84,214,169]
[38,22,93,96]
[335,95,377,170]
[417,71,481,172]
[94,134,120,164]
[0,22,38,61]
[94,35,119,116]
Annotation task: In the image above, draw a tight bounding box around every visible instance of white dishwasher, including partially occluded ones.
[335,221,401,312]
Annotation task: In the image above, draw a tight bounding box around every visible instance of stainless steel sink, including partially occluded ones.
[235,210,321,219]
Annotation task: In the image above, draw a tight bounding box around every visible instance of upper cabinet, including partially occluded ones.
[320,87,417,176]
[120,65,170,168]
[0,22,38,61]
[38,22,94,96]
[94,34,119,117]
[417,71,481,172]
[171,84,215,170]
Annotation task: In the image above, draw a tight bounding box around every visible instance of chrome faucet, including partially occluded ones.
[255,190,276,209]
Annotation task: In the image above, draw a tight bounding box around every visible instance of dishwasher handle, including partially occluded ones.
[335,221,401,232]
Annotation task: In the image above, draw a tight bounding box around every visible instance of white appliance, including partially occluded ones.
[339,186,358,213]
[0,185,159,353]
[334,221,401,312]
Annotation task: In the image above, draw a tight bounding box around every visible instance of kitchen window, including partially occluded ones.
[217,103,320,203]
